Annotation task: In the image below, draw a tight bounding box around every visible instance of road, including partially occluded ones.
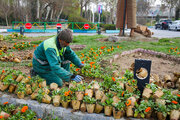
[0,28,179,38]
[150,28,180,38]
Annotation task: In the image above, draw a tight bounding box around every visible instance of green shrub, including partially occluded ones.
[104,24,116,30]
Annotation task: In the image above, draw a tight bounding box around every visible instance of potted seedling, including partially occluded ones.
[59,87,71,108]
[85,83,93,98]
[74,83,86,101]
[71,94,81,110]
[50,83,58,91]
[83,95,96,113]
[80,102,86,112]
[91,80,100,90]
[52,89,61,107]
[8,79,18,93]
[26,84,32,95]
[116,77,125,89]
[15,73,24,82]
[95,82,104,100]
[16,82,26,99]
[168,101,180,120]
[31,88,39,100]
[102,93,114,116]
[95,101,103,113]
[154,103,169,120]
[134,100,154,118]
[113,100,126,119]
[153,88,164,99]
[36,88,51,104]
[1,74,15,91]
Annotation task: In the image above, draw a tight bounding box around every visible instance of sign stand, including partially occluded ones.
[134,59,152,92]
[20,27,24,36]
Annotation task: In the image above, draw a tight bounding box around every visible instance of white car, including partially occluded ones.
[169,20,180,31]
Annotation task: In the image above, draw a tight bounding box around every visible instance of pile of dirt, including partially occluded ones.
[111,52,180,80]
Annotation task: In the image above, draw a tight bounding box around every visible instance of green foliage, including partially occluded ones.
[154,103,170,117]
[114,100,126,111]
[83,95,96,104]
[146,83,158,93]
[123,70,134,80]
[104,24,116,30]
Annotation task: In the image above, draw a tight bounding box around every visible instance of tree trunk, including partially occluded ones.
[56,0,64,22]
[45,6,51,21]
[80,0,83,17]
[50,9,54,21]
[5,14,8,26]
[175,7,179,20]
[37,0,40,20]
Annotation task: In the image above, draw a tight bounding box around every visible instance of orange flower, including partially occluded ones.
[13,47,15,49]
[33,45,36,47]
[112,77,116,81]
[70,64,73,67]
[22,42,25,44]
[93,52,96,54]
[0,116,3,119]
[64,92,69,96]
[132,80,135,83]
[121,91,124,97]
[99,52,102,55]
[93,65,96,69]
[111,46,114,50]
[29,43,30,45]
[90,62,95,65]
[90,64,92,68]
[23,106,28,110]
[145,107,151,112]
[94,57,96,59]
[38,119,41,120]
[28,76,31,79]
[37,45,38,47]
[101,46,106,49]
[0,53,2,55]
[91,48,94,51]
[169,50,170,53]
[75,68,80,71]
[177,94,180,97]
[117,45,119,48]
[81,53,84,57]
[171,48,173,49]
[172,101,178,104]
[18,48,20,51]
[2,69,5,73]
[81,61,84,64]
[67,90,72,94]
[84,93,88,96]
[107,49,111,52]
[39,84,41,88]
[21,108,26,113]
[96,54,98,56]
[3,102,8,105]
[126,100,131,106]
[14,43,17,45]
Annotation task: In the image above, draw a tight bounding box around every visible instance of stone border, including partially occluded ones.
[0,92,144,120]
[121,48,180,63]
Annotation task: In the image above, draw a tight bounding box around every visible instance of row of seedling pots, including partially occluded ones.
[0,69,179,120]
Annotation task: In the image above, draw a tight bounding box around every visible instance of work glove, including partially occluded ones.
[72,75,83,82]
[78,63,84,68]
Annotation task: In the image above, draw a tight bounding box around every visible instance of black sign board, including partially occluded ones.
[134,59,152,92]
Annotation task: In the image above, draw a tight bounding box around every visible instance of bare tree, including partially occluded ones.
[161,0,178,19]
[0,0,13,26]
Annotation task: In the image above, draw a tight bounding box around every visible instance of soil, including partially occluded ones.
[111,52,180,80]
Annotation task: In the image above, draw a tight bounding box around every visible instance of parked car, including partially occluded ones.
[155,19,172,30]
[169,20,180,31]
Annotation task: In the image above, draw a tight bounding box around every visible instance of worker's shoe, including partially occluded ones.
[30,69,37,77]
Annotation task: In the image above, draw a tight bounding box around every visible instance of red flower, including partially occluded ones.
[23,106,28,110]
[84,93,88,96]
[89,62,95,65]
[2,69,5,73]
[81,61,84,64]
[70,64,73,67]
[126,100,131,106]
[172,101,178,104]
[3,102,8,105]
[33,45,36,47]
[21,108,26,113]
[132,80,135,83]
[0,116,3,119]
[177,94,180,97]
[145,107,151,112]
[75,68,80,71]
[112,77,116,81]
